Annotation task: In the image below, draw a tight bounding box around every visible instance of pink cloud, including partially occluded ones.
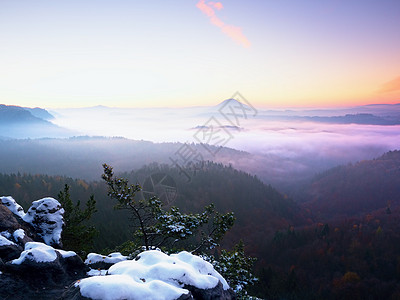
[196,0,251,48]
[209,2,223,10]
[379,76,400,93]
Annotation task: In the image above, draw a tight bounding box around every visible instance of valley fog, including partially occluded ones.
[51,105,400,188]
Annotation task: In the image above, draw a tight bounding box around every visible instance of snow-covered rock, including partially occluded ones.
[85,252,127,270]
[70,250,234,300]
[0,235,15,247]
[0,205,26,262]
[12,229,25,243]
[0,196,88,298]
[79,274,191,300]
[86,252,127,265]
[0,196,25,218]
[11,242,75,265]
[0,235,22,262]
[87,268,108,276]
[0,196,235,299]
[22,197,64,247]
[0,200,25,232]
[5,242,87,286]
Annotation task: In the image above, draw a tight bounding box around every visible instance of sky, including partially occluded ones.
[1,0,400,108]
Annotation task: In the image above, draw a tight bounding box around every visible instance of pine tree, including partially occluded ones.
[58,184,98,256]
[102,163,235,252]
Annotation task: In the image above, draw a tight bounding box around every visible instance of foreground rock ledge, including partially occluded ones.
[0,196,236,299]
[62,280,235,300]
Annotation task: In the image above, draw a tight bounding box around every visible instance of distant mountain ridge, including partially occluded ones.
[24,106,54,120]
[0,104,71,139]
[0,104,47,124]
[301,113,399,125]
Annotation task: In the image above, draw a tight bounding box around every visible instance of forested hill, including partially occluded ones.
[124,162,308,256]
[300,150,400,220]
[0,104,71,138]
[0,104,49,124]
[0,137,252,181]
[0,162,306,260]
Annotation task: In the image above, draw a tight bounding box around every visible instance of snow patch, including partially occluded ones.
[1,230,11,239]
[171,251,230,290]
[1,196,25,218]
[22,198,64,246]
[11,242,77,265]
[13,229,25,241]
[0,235,15,246]
[77,250,229,300]
[87,269,108,276]
[85,252,127,265]
[58,248,79,258]
[77,274,189,300]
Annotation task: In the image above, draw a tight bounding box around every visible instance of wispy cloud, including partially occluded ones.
[378,76,400,93]
[196,0,251,48]
[208,1,223,10]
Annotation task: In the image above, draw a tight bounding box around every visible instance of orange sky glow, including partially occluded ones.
[0,0,399,109]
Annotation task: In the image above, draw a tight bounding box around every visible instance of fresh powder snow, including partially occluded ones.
[0,235,15,246]
[22,197,64,246]
[1,196,65,247]
[77,250,230,300]
[1,196,25,218]
[0,230,12,240]
[13,229,25,241]
[85,252,127,265]
[87,269,108,276]
[78,274,189,300]
[11,242,76,265]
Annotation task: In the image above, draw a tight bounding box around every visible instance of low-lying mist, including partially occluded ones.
[48,105,400,190]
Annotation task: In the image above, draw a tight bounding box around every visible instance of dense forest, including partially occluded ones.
[1,151,400,299]
[0,162,304,257]
[252,208,400,299]
[300,150,400,220]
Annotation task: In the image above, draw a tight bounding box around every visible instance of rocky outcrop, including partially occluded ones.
[0,196,236,300]
[62,280,235,300]
[0,237,22,261]
[62,250,236,300]
[0,203,34,260]
[0,200,34,237]
[22,197,65,248]
[4,242,87,286]
[0,197,85,298]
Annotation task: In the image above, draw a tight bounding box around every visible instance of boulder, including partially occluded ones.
[12,228,34,246]
[0,197,47,248]
[85,252,127,270]
[1,196,25,218]
[22,197,64,248]
[4,242,87,286]
[184,281,236,300]
[0,202,21,231]
[0,236,23,262]
[0,271,73,300]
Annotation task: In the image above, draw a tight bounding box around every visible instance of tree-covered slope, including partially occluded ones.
[0,162,305,260]
[300,150,400,220]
